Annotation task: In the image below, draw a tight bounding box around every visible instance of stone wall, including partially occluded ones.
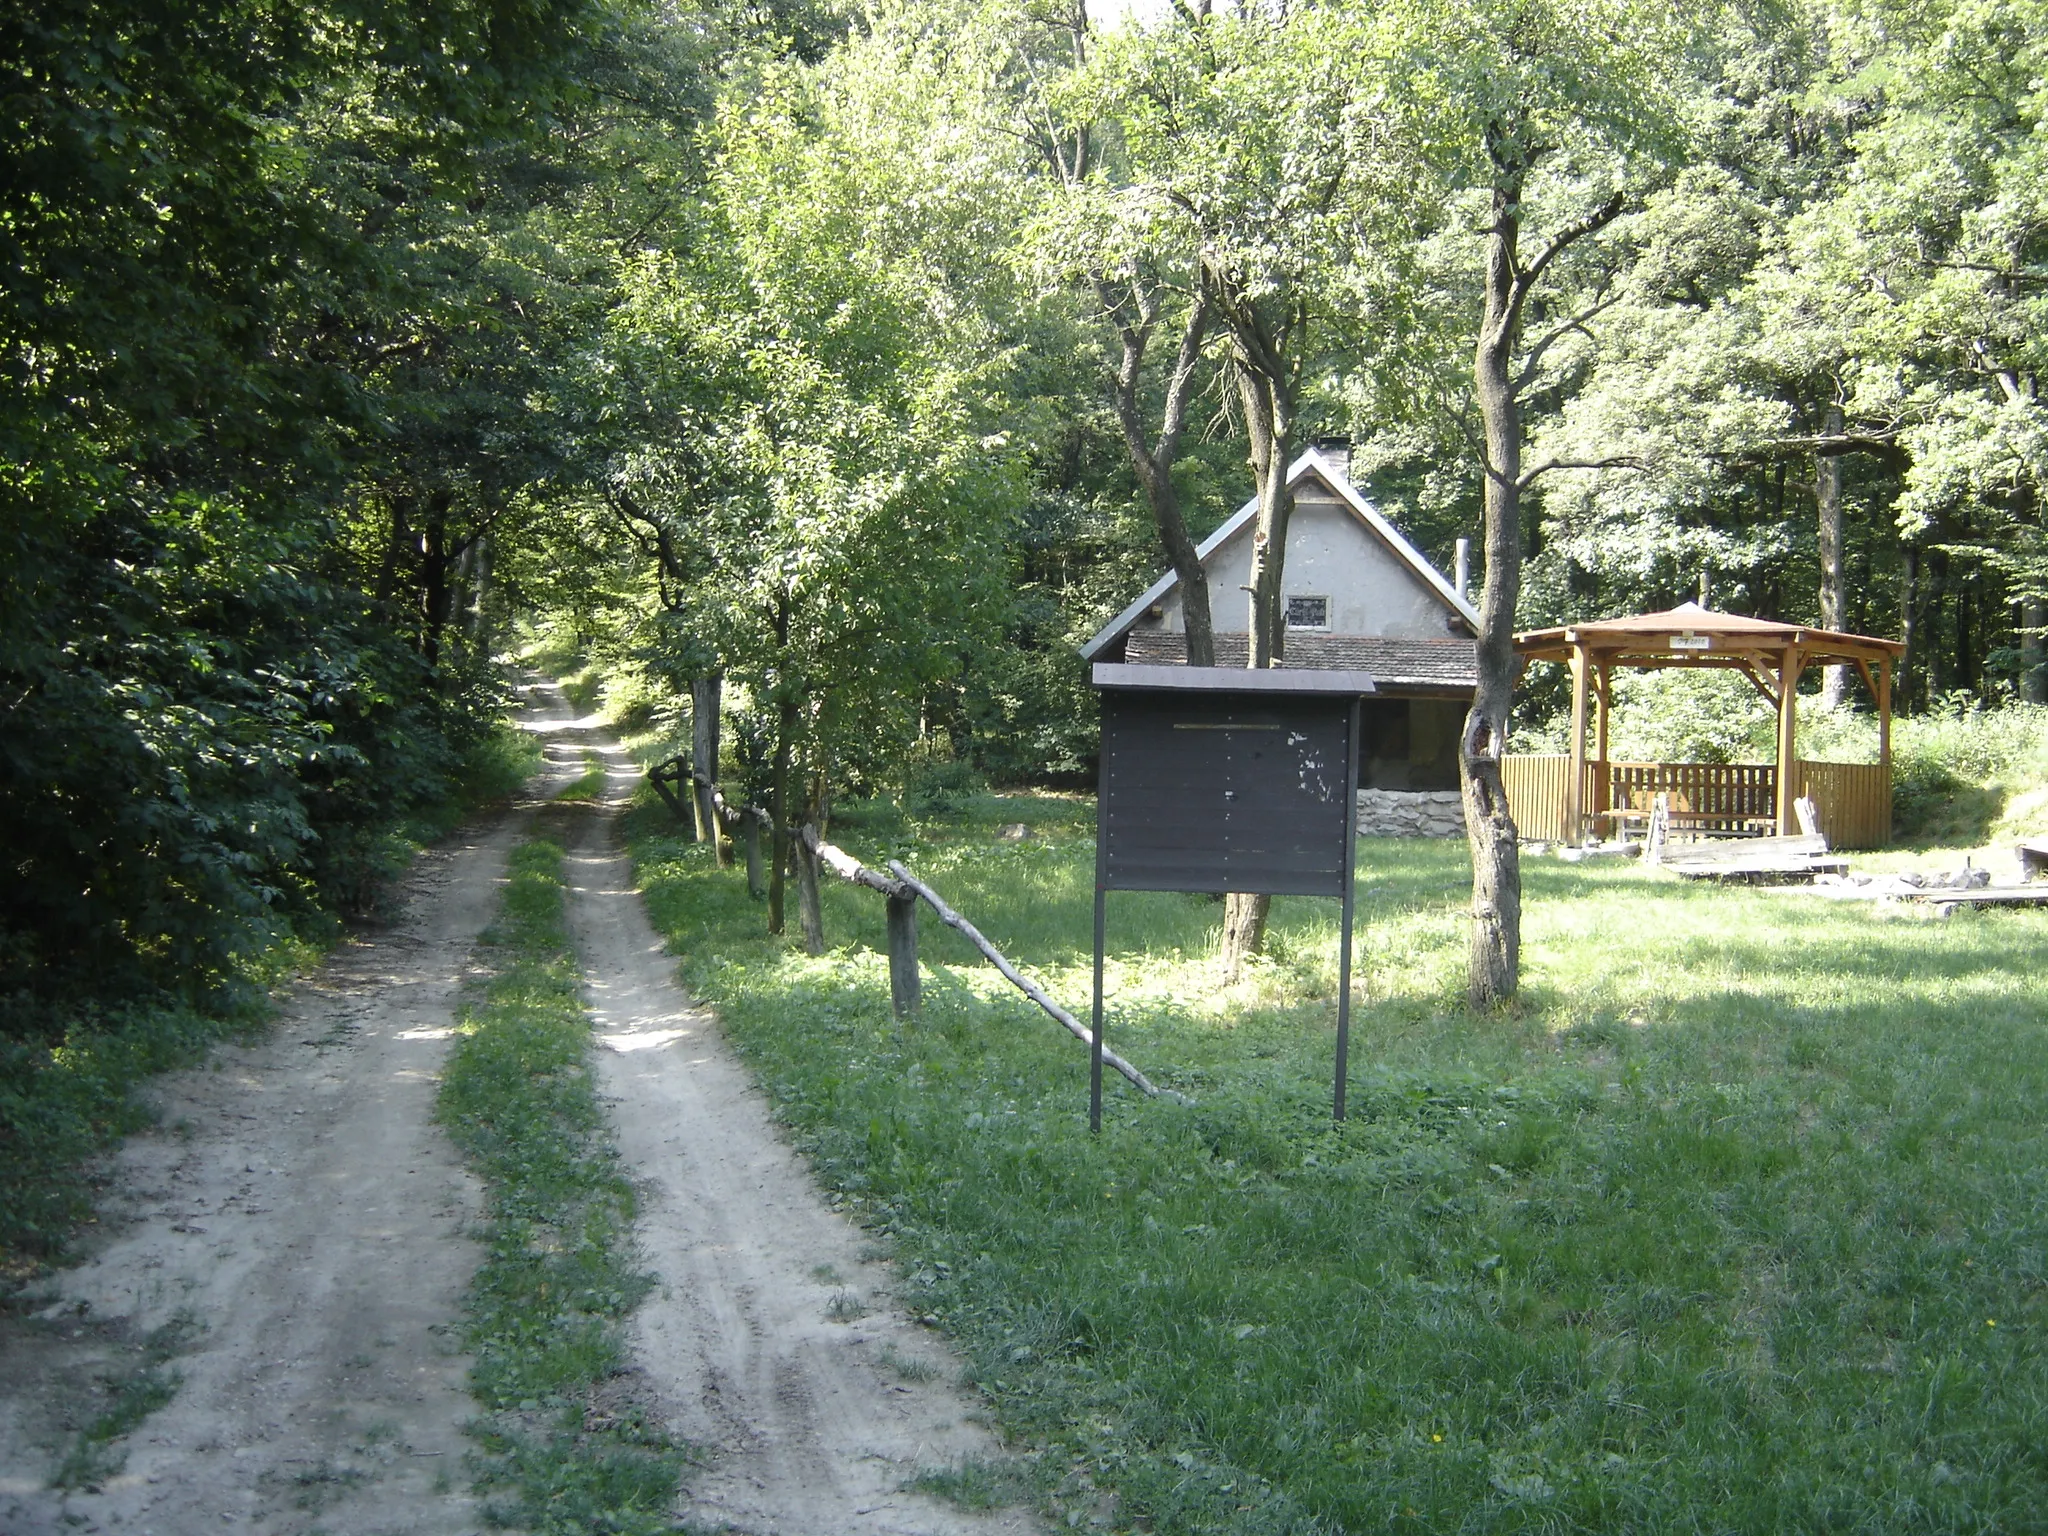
[1357,788,1466,839]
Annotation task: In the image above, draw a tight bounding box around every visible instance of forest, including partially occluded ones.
[5,0,2047,1032]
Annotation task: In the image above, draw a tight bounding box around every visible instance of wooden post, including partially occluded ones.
[1775,645,1804,835]
[1593,662,1612,826]
[646,759,689,824]
[1566,645,1589,842]
[885,894,920,1018]
[887,860,1162,1099]
[744,816,764,899]
[1877,657,1893,846]
[795,822,825,955]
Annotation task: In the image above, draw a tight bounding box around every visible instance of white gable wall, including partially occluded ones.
[1153,486,1448,640]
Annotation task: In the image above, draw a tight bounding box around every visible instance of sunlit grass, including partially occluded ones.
[628,789,2048,1534]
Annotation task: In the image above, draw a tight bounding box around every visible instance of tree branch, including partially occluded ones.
[1513,291,1622,393]
[1514,191,1626,302]
[1515,454,1644,492]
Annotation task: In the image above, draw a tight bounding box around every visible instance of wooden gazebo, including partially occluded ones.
[1508,603,1907,847]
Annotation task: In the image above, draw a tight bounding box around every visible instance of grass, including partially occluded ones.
[625,792,2048,1535]
[51,1312,198,1490]
[436,833,689,1534]
[554,751,608,803]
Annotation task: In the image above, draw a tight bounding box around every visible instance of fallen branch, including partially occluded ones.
[708,784,770,827]
[887,859,1164,1100]
[801,825,910,898]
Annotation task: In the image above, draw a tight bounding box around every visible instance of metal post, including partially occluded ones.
[1091,886,1106,1134]
[1335,697,1360,1121]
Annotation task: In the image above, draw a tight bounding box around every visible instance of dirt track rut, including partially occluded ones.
[0,682,1035,1536]
[562,727,1034,1536]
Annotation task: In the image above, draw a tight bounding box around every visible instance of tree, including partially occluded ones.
[1057,3,1407,973]
[0,0,610,1014]
[596,21,1023,941]
[1384,0,1693,1007]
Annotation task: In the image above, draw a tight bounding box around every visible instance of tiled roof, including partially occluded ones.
[1124,629,1477,690]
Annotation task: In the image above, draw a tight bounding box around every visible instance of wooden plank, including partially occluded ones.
[1660,833,1827,866]
[1923,887,2048,912]
[888,860,1165,1098]
[1671,856,1849,882]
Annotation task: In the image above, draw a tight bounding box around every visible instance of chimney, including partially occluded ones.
[1454,537,1470,604]
[1310,434,1352,485]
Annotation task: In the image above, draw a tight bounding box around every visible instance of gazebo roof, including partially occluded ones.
[1515,602,1906,669]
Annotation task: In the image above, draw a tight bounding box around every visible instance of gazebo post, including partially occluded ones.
[1775,644,1804,834]
[1878,658,1892,839]
[1594,662,1612,825]
[1567,644,1590,842]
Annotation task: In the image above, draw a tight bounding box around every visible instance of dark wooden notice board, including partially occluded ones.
[1087,663,1377,1126]
[1094,665,1376,897]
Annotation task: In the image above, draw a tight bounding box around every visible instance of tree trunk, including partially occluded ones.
[1218,360,1293,980]
[1817,403,1849,707]
[768,693,796,936]
[375,494,410,609]
[466,532,492,638]
[1221,892,1267,983]
[1900,542,1919,712]
[2022,595,2047,705]
[1237,364,1295,667]
[1461,160,1530,1012]
[1110,293,1216,666]
[692,675,729,867]
[420,491,451,667]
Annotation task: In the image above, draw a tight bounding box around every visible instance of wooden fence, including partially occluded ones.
[1498,755,1581,842]
[1500,756,1892,848]
[1790,761,1891,849]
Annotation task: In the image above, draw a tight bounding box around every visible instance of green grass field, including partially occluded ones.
[627,792,2048,1534]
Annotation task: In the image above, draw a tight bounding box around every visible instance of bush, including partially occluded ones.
[1891,699,2048,840]
[903,758,984,816]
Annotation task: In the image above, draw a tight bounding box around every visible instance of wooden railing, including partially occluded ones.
[1500,756,1892,848]
[1609,762,1776,835]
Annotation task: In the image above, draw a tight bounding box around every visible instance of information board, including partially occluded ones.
[1088,663,1377,1126]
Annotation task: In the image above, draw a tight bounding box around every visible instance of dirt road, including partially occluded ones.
[1,683,1034,1536]
[562,736,1035,1536]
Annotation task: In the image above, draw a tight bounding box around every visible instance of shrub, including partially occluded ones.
[904,758,984,816]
